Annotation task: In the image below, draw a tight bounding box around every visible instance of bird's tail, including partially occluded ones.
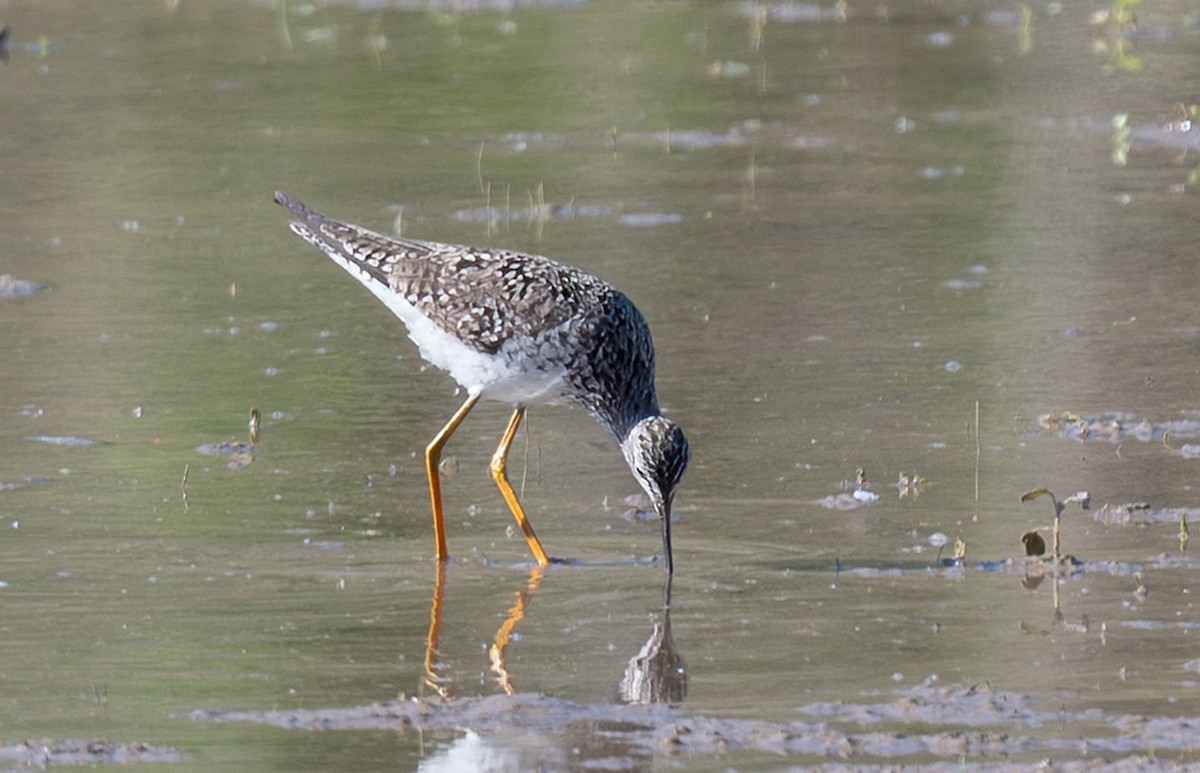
[274,190,322,223]
[274,191,402,290]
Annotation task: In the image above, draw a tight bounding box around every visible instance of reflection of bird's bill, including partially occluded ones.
[620,574,687,705]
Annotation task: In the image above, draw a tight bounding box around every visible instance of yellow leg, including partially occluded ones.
[490,406,551,567]
[425,393,481,562]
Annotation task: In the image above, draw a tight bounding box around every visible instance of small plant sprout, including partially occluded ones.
[1162,429,1200,459]
[1092,0,1144,72]
[1112,112,1130,166]
[1020,487,1090,560]
[1133,572,1149,603]
[842,467,878,504]
[1020,529,1046,557]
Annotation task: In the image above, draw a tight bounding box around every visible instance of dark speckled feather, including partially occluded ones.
[276,191,660,440]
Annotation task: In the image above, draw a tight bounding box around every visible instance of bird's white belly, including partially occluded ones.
[358,265,567,404]
[407,312,568,403]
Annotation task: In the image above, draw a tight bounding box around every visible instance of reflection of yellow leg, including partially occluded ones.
[490,407,550,567]
[425,394,481,562]
[423,561,450,697]
[489,566,544,694]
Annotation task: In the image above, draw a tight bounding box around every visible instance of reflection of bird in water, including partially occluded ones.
[424,565,544,697]
[276,192,689,571]
[424,565,686,702]
[619,579,687,705]
[489,567,543,695]
[619,609,687,705]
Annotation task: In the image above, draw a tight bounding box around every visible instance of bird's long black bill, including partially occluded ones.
[660,502,674,577]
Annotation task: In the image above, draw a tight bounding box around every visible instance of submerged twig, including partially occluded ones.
[519,411,530,500]
[974,399,981,502]
[745,148,757,207]
[248,407,261,444]
[181,462,191,512]
[277,0,293,51]
[476,142,487,195]
[367,14,385,67]
[484,180,493,238]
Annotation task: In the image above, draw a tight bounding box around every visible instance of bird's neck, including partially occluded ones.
[611,397,660,447]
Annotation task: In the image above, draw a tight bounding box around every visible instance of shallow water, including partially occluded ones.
[3,0,1200,769]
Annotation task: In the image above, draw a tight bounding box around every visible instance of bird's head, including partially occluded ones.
[621,416,689,574]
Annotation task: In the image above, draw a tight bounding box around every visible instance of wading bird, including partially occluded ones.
[275,192,688,573]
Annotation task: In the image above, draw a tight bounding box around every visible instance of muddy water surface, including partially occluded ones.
[2,1,1200,770]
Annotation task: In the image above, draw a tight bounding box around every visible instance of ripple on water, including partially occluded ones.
[24,435,99,447]
[0,274,44,297]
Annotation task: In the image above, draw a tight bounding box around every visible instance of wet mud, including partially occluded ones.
[184,684,1200,769]
[0,739,186,766]
[1036,412,1200,446]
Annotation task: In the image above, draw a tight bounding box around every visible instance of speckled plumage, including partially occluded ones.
[275,191,688,572]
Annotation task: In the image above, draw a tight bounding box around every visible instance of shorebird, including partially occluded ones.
[275,192,689,573]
